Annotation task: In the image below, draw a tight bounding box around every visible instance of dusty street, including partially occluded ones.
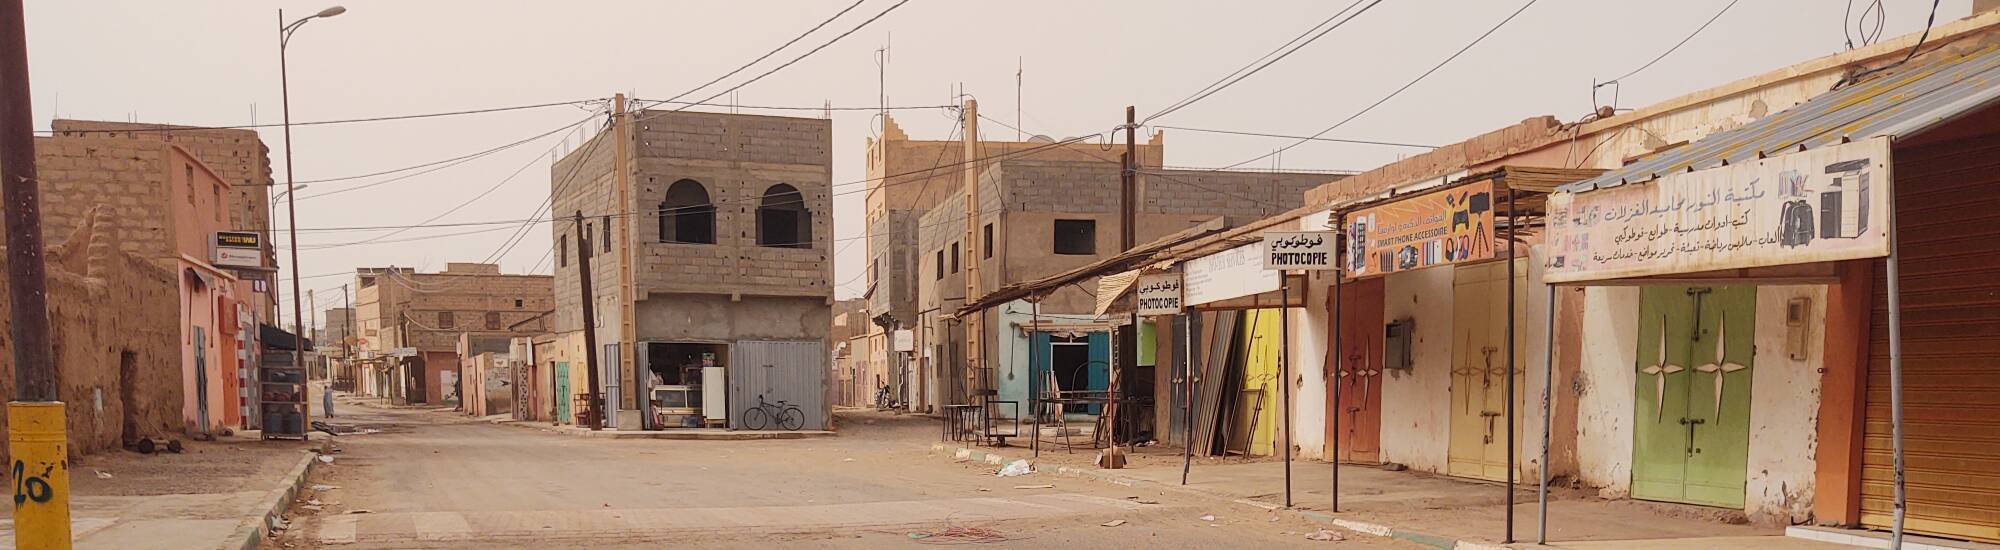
[265,401,1410,549]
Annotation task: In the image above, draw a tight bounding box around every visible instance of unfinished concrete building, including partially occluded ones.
[352,263,553,405]
[549,108,832,431]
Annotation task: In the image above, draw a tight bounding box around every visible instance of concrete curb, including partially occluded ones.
[493,419,835,440]
[925,443,1510,550]
[221,452,317,550]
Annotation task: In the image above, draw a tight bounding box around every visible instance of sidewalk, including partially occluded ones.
[492,418,835,440]
[926,442,1854,549]
[0,433,320,550]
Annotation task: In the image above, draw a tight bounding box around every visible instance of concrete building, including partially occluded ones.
[828,298,867,407]
[321,306,355,386]
[352,263,553,405]
[33,123,277,434]
[547,107,833,431]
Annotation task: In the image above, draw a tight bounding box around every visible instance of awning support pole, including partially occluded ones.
[1181,304,1195,485]
[1332,214,1345,514]
[1538,282,1555,545]
[1888,179,1907,549]
[1281,275,1294,508]
[1505,186,1518,544]
[1032,296,1042,458]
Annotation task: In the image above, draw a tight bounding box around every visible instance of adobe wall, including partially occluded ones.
[0,207,182,462]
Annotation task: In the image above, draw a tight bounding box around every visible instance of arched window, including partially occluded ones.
[658,179,715,244]
[756,183,811,249]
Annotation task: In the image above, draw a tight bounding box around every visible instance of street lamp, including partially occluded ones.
[279,5,343,433]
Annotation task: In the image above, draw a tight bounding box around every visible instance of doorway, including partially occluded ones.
[1029,333,1108,415]
[1632,285,1755,509]
[642,342,728,429]
[1447,260,1527,482]
[119,350,139,443]
[554,361,572,424]
[1329,276,1385,464]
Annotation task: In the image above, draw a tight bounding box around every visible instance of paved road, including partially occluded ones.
[271,400,1412,548]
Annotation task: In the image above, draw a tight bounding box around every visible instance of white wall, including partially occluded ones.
[1745,285,1824,524]
[1378,267,1455,473]
[1292,210,1335,461]
[1572,283,1826,521]
[1576,286,1640,497]
[1521,246,1555,481]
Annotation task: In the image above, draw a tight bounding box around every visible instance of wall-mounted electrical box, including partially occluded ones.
[1786,297,1813,360]
[1384,319,1415,370]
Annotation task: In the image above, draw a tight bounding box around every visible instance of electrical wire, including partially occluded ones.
[1152,125,1435,149]
[633,99,956,112]
[1596,0,1739,90]
[290,109,603,196]
[1836,0,1943,89]
[31,98,604,136]
[1205,0,1542,172]
[633,0,912,126]
[1142,0,1382,124]
[632,0,869,113]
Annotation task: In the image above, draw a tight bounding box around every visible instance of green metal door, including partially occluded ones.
[1631,286,1754,509]
[554,361,572,424]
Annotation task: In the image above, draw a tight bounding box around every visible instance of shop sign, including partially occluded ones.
[213,231,262,268]
[1184,241,1279,306]
[1135,272,1185,315]
[389,347,418,358]
[1545,137,1891,283]
[1261,231,1336,270]
[892,330,914,352]
[1343,180,1495,279]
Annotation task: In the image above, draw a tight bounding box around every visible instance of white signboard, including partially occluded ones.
[1184,242,1280,306]
[213,231,262,269]
[1545,137,1892,283]
[892,329,915,352]
[1135,272,1185,315]
[1262,231,1337,270]
[389,347,418,358]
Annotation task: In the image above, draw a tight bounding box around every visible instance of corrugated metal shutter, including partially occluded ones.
[1860,135,2000,543]
[727,340,829,430]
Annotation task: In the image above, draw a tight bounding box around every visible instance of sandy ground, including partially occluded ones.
[64,435,313,497]
[263,400,1417,548]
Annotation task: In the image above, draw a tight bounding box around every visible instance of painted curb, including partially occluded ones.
[222,452,317,550]
[924,444,1513,550]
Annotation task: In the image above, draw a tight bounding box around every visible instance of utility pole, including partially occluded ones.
[1115,106,1137,445]
[343,283,352,389]
[960,99,983,405]
[2,1,75,545]
[574,212,604,430]
[307,289,317,379]
[611,93,638,424]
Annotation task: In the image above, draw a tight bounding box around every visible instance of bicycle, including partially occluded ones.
[742,394,804,431]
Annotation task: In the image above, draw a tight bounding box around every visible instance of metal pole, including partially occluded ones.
[279,8,309,426]
[1538,282,1554,544]
[2,0,74,543]
[1886,177,1907,549]
[1504,186,1518,544]
[1281,274,1293,508]
[1181,305,1195,485]
[1115,106,1136,447]
[1332,213,1345,514]
[575,213,604,430]
[1032,296,1041,457]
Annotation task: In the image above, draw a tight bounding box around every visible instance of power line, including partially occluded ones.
[33,98,604,135]
[633,0,869,113]
[290,109,603,195]
[1595,0,1739,96]
[633,0,913,125]
[1152,125,1435,149]
[1208,0,1543,172]
[633,99,955,112]
[1141,0,1384,124]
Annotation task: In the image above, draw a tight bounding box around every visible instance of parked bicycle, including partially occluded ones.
[742,394,804,431]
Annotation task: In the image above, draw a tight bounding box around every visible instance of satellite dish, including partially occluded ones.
[1026,135,1056,144]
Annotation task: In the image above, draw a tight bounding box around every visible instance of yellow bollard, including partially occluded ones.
[9,401,72,550]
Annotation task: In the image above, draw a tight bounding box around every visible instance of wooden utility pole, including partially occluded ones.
[2,0,74,544]
[611,93,638,421]
[343,284,353,387]
[961,99,983,402]
[1111,106,1138,445]
[574,212,604,430]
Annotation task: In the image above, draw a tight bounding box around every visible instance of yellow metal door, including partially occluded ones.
[1448,260,1525,482]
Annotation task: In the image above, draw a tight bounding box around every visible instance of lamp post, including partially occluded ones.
[279,5,343,432]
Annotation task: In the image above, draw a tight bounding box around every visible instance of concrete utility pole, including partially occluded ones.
[574,212,604,430]
[611,93,638,421]
[307,289,317,378]
[1,0,75,545]
[960,99,982,403]
[1115,106,1137,446]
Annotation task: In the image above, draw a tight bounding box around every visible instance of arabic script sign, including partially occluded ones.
[1344,180,1495,279]
[1135,272,1185,315]
[1544,137,1891,283]
[1262,231,1336,270]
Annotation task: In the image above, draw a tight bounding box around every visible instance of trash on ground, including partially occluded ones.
[316,455,334,464]
[311,484,338,491]
[1306,529,1344,541]
[1198,514,1216,521]
[907,526,1011,544]
[842,458,855,462]
[306,498,322,506]
[93,470,112,479]
[1012,484,1054,489]
[301,504,322,512]
[1100,519,1127,527]
[345,509,371,514]
[996,459,1034,477]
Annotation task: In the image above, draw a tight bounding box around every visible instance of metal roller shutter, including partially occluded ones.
[1860,135,2000,543]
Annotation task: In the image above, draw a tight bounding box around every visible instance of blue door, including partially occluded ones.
[1029,332,1111,415]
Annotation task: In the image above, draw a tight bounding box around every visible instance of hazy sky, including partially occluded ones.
[22,0,1973,325]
